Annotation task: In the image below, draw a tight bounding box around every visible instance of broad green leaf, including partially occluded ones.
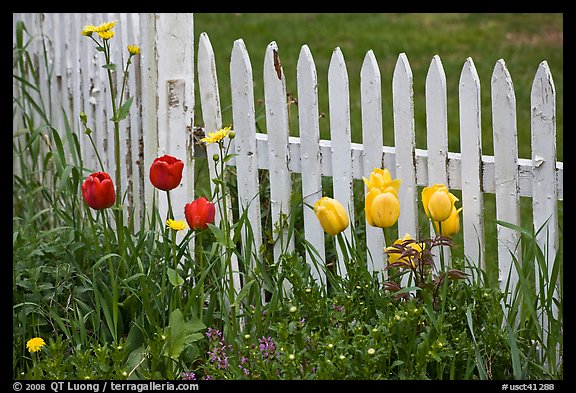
[113,96,134,122]
[167,268,184,287]
[164,308,186,359]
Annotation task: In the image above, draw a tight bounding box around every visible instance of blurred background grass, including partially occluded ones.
[192,13,563,283]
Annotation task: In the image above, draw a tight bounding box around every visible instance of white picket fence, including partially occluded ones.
[13,13,562,305]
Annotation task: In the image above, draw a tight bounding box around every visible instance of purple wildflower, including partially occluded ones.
[181,371,196,380]
[332,304,344,312]
[258,336,276,360]
[205,327,222,341]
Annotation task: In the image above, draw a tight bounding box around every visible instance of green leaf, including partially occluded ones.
[232,279,256,308]
[113,96,134,122]
[222,153,238,163]
[164,309,186,360]
[102,63,116,71]
[207,223,229,248]
[163,309,206,360]
[167,268,184,287]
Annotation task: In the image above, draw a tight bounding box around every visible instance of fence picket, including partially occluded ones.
[491,59,521,296]
[360,50,386,277]
[154,13,195,230]
[198,32,224,223]
[531,61,559,321]
[78,13,96,174]
[392,53,418,281]
[425,54,450,267]
[139,13,159,214]
[459,57,485,271]
[297,44,326,284]
[231,38,263,282]
[264,41,294,268]
[124,13,144,230]
[328,47,353,278]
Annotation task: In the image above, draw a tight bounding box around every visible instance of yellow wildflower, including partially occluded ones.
[97,30,115,40]
[200,126,232,145]
[166,219,188,231]
[127,45,141,56]
[81,24,98,36]
[95,20,118,32]
[26,337,46,353]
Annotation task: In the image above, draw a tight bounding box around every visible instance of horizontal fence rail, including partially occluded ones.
[13,13,562,320]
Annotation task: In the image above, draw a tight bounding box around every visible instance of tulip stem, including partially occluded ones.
[165,190,181,312]
[438,221,445,272]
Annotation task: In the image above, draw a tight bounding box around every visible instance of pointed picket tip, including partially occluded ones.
[264,40,284,81]
[328,46,348,82]
[298,44,313,64]
[231,38,251,68]
[393,52,413,80]
[426,55,446,81]
[198,32,215,65]
[297,44,317,79]
[426,54,446,86]
[361,49,379,76]
[331,46,345,63]
[460,57,480,86]
[491,59,514,90]
[531,60,555,96]
[199,31,212,49]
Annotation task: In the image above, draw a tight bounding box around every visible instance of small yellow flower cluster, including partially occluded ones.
[81,20,118,40]
[200,126,232,145]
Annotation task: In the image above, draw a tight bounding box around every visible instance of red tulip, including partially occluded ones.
[185,197,216,230]
[149,155,184,191]
[82,172,116,210]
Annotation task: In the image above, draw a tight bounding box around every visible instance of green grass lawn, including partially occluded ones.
[192,13,563,284]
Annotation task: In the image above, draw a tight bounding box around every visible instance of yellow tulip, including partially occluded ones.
[365,186,400,228]
[362,168,401,194]
[385,233,424,268]
[434,206,463,237]
[422,184,459,223]
[363,168,401,228]
[314,197,349,236]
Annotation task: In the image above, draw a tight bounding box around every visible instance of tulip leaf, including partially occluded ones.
[207,223,229,248]
[167,268,184,287]
[232,279,256,309]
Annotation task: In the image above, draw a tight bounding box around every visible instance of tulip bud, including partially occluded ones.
[365,187,400,228]
[370,191,400,228]
[81,172,116,210]
[313,197,349,236]
[422,184,459,223]
[149,155,184,191]
[185,197,216,231]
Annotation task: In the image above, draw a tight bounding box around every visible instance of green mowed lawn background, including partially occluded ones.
[192,13,563,283]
